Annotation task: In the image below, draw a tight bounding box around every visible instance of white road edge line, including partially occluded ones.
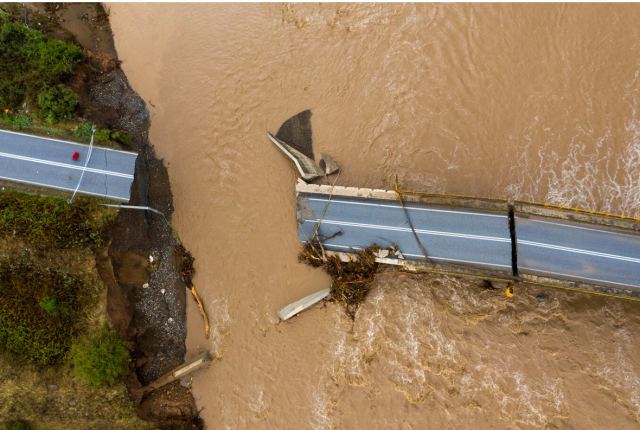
[0,151,133,179]
[0,174,130,201]
[306,197,507,218]
[519,267,640,290]
[304,218,511,243]
[523,216,640,237]
[519,240,640,264]
[304,218,640,264]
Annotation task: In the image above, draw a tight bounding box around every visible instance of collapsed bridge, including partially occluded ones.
[266,110,640,300]
[296,179,640,298]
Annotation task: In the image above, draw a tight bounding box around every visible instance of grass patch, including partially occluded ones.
[1,421,32,430]
[0,190,147,427]
[0,257,97,365]
[299,241,379,318]
[70,326,129,387]
[39,296,61,316]
[0,351,152,430]
[0,191,113,365]
[0,111,32,130]
[0,190,116,250]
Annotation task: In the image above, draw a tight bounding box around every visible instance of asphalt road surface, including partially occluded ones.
[516,215,640,290]
[297,193,640,291]
[297,194,513,271]
[0,129,137,201]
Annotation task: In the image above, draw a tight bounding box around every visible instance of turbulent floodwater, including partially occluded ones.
[108,4,640,428]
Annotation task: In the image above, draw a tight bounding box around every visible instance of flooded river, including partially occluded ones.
[108,4,640,428]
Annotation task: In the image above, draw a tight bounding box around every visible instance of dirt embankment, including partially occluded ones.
[18,4,202,428]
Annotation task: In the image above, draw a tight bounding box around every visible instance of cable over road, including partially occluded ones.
[0,128,137,201]
[296,180,640,294]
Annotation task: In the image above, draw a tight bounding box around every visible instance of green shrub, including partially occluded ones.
[37,84,78,123]
[0,260,91,365]
[109,130,132,145]
[70,326,129,386]
[74,122,132,146]
[1,111,33,130]
[0,190,116,249]
[0,20,83,110]
[39,296,60,316]
[11,112,32,130]
[1,420,32,430]
[93,127,111,144]
[74,122,93,142]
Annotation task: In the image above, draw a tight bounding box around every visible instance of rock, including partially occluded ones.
[179,376,192,388]
[69,399,77,406]
[89,69,150,141]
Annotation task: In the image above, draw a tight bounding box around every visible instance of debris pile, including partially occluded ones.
[299,241,379,319]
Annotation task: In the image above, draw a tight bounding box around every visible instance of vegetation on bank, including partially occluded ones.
[0,5,179,430]
[0,191,117,366]
[0,421,31,430]
[0,348,150,430]
[0,190,144,428]
[0,10,131,148]
[70,326,129,387]
[0,191,115,250]
[0,17,83,121]
[0,257,92,365]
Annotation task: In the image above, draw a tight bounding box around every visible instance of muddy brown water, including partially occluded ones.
[108,4,640,428]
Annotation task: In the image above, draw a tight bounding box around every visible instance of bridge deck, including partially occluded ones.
[0,129,137,201]
[298,194,513,271]
[296,181,640,293]
[516,215,640,290]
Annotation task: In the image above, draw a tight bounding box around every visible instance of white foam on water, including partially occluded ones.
[206,295,232,359]
[593,327,640,421]
[248,384,269,421]
[476,363,565,428]
[309,381,334,430]
[506,67,640,217]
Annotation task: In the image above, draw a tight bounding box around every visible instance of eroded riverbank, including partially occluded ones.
[0,3,203,428]
[5,4,201,428]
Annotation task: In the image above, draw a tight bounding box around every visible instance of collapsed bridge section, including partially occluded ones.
[296,180,640,297]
